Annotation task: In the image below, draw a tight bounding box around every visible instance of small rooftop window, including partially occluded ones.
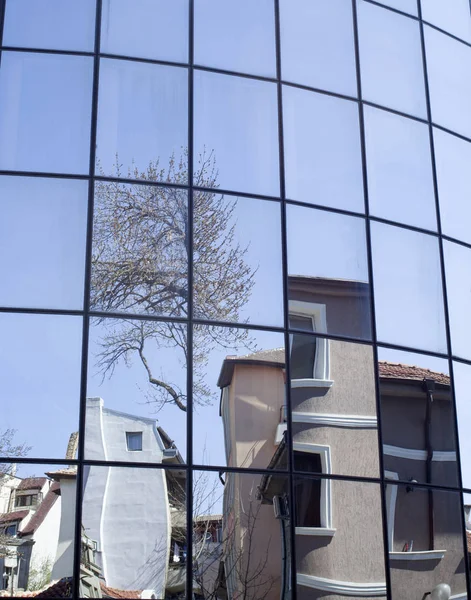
[126,432,143,452]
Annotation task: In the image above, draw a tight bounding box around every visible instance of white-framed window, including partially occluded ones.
[126,431,143,451]
[4,523,18,537]
[292,442,335,536]
[289,300,332,388]
[15,494,37,508]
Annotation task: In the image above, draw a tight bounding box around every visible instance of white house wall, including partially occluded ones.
[51,478,76,581]
[29,498,61,588]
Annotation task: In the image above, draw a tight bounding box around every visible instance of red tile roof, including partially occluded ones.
[0,510,28,523]
[45,468,77,480]
[34,578,72,598]
[467,530,471,553]
[19,483,59,536]
[378,361,450,385]
[17,477,47,491]
[101,583,142,599]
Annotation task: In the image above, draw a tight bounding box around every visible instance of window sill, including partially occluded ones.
[295,527,336,537]
[389,550,446,561]
[291,379,334,389]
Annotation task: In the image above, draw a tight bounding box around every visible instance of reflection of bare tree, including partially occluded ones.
[0,430,31,559]
[91,152,257,412]
[193,472,279,600]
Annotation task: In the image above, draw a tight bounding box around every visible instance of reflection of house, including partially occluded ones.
[0,475,61,594]
[379,364,465,599]
[33,398,186,599]
[218,277,466,600]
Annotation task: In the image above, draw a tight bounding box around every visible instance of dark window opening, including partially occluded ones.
[126,432,143,451]
[294,452,322,528]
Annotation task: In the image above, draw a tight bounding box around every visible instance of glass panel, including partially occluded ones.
[294,478,386,595]
[444,241,471,361]
[425,25,471,139]
[96,58,188,182]
[91,181,188,317]
[0,52,93,174]
[453,361,471,489]
[364,105,436,230]
[283,85,364,212]
[378,347,458,487]
[280,0,357,97]
[3,0,96,52]
[197,469,290,599]
[194,70,279,197]
[386,483,467,599]
[290,338,379,478]
[287,204,371,340]
[86,317,187,461]
[193,193,283,327]
[434,128,471,245]
[194,0,276,77]
[370,0,418,15]
[0,313,82,459]
[357,0,426,118]
[422,0,471,43]
[0,176,88,310]
[81,465,186,596]
[0,462,75,596]
[193,325,285,470]
[371,222,447,353]
[101,0,189,63]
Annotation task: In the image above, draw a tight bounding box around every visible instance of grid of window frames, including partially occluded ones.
[0,1,471,599]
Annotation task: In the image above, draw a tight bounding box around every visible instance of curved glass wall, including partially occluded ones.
[0,1,470,599]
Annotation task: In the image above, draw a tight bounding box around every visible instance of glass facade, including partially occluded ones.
[0,1,470,599]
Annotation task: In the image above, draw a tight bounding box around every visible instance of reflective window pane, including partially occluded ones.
[453,361,471,490]
[358,0,426,118]
[386,484,467,598]
[101,0,189,63]
[0,462,75,595]
[0,176,88,310]
[283,85,364,212]
[372,223,447,353]
[444,241,471,361]
[91,181,188,317]
[193,325,285,469]
[82,465,186,596]
[280,0,357,97]
[206,469,289,599]
[195,0,276,77]
[364,105,436,230]
[295,479,386,594]
[434,128,471,245]
[422,0,471,43]
[87,317,187,461]
[371,0,417,15]
[3,0,96,52]
[291,338,379,478]
[378,347,458,487]
[193,193,283,327]
[425,26,471,139]
[287,205,371,340]
[194,70,279,197]
[96,58,188,182]
[0,52,93,174]
[0,313,82,459]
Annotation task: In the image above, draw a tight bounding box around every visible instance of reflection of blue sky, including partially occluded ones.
[0,176,88,310]
[101,0,188,63]
[195,0,276,77]
[0,314,82,460]
[3,0,96,52]
[0,52,93,174]
[280,0,357,97]
[372,222,447,354]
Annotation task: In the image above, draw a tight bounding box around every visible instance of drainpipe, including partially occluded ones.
[423,378,435,551]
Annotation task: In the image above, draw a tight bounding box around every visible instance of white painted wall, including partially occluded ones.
[28,497,61,588]
[0,475,21,513]
[51,478,76,581]
[82,398,171,596]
